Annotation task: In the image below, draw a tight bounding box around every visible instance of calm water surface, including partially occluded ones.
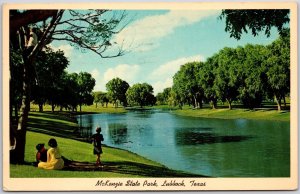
[77,110,290,177]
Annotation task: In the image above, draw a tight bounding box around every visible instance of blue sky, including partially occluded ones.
[51,10,279,94]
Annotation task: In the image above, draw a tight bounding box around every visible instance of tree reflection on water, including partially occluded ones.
[175,128,254,145]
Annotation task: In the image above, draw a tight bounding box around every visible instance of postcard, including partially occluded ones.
[2,2,298,191]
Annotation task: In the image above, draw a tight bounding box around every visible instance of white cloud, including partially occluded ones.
[90,69,103,91]
[114,10,220,52]
[103,64,141,85]
[91,69,100,79]
[152,78,173,95]
[149,54,204,94]
[50,44,74,58]
[150,55,204,80]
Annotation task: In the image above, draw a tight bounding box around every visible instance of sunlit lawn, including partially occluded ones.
[30,103,127,114]
[172,105,290,122]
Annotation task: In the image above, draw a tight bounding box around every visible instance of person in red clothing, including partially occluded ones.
[35,143,47,166]
[91,127,104,166]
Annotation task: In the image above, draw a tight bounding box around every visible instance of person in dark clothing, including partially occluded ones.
[91,127,104,166]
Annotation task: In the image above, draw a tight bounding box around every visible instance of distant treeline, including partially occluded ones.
[10,31,289,118]
[157,31,290,111]
[95,31,290,111]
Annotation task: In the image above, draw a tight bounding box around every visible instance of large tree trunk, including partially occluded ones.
[13,60,31,164]
[10,10,62,164]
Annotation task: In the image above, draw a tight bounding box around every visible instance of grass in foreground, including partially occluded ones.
[172,107,290,122]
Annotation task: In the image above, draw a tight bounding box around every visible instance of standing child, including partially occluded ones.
[91,127,104,166]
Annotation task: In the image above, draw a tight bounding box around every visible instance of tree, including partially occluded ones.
[214,47,242,109]
[77,72,96,112]
[106,78,129,108]
[156,92,164,105]
[264,31,290,111]
[126,83,156,108]
[31,48,69,112]
[62,72,80,111]
[173,62,204,109]
[167,89,182,108]
[220,9,290,40]
[93,91,109,108]
[156,87,171,105]
[10,9,127,163]
[198,56,219,109]
[238,44,268,109]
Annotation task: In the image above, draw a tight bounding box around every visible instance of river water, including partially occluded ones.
[77,110,290,177]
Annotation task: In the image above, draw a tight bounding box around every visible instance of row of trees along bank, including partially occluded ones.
[157,31,289,111]
[94,78,156,108]
[94,31,289,111]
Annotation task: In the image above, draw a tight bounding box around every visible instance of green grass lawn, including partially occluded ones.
[172,107,290,122]
[30,103,127,114]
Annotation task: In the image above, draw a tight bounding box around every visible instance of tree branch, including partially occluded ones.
[10,10,59,33]
[28,10,64,62]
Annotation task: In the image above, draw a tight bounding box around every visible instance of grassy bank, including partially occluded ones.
[172,107,290,122]
[30,103,127,114]
[30,103,289,122]
[11,111,202,178]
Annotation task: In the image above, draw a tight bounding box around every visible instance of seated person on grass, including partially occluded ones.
[38,138,64,170]
[34,143,47,166]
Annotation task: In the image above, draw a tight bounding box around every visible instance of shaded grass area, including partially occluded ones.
[28,112,81,140]
[172,107,289,122]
